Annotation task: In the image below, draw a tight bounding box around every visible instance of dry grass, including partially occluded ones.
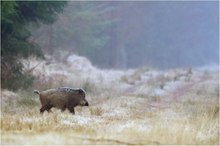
[1,55,219,145]
[1,92,218,145]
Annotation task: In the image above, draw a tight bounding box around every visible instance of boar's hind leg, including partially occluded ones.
[47,108,52,112]
[40,104,53,113]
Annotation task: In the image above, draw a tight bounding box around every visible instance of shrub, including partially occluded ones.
[81,79,102,95]
[1,57,35,91]
[17,90,39,107]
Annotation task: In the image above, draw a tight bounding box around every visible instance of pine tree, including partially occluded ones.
[1,1,66,90]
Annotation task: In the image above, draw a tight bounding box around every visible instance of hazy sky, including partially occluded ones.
[116,1,219,68]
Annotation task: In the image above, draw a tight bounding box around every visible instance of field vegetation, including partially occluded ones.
[1,55,219,145]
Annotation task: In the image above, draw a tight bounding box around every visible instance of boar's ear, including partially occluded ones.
[78,88,85,96]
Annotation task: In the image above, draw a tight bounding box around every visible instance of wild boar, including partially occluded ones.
[34,87,89,114]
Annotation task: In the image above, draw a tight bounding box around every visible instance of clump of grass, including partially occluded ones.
[137,94,161,102]
[148,95,161,102]
[215,86,219,97]
[195,85,207,96]
[207,105,219,119]
[147,74,172,89]
[121,67,150,85]
[172,68,193,82]
[184,99,196,105]
[89,107,103,116]
[1,90,40,113]
[17,97,38,107]
[17,90,39,107]
[120,75,130,84]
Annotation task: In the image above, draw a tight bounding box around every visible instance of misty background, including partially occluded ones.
[2,2,219,144]
[30,1,219,69]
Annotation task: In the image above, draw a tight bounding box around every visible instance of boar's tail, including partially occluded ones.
[33,90,40,95]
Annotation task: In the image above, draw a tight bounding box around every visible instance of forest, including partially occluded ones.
[1,1,219,145]
[1,1,218,90]
[31,1,218,69]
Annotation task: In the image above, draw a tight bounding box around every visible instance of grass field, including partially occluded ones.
[1,55,219,145]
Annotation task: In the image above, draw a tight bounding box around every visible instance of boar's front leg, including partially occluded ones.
[67,106,75,114]
[61,105,66,112]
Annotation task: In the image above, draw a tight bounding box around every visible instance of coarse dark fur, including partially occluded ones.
[34,87,89,114]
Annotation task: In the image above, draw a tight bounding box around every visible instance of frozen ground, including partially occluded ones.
[1,55,219,145]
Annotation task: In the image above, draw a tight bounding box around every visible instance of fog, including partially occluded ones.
[32,1,219,69]
[2,1,219,144]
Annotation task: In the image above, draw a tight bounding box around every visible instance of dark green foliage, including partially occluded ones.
[1,1,66,91]
[1,1,66,57]
[15,1,66,24]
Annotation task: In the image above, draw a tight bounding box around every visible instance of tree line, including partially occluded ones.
[1,1,218,91]
[1,1,66,90]
[32,1,218,69]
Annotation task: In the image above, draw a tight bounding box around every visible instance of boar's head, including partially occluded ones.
[78,89,89,106]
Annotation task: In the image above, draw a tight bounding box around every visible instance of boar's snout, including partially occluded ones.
[85,101,89,106]
[80,99,89,106]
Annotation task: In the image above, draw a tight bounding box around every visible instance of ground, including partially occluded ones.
[1,55,219,145]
